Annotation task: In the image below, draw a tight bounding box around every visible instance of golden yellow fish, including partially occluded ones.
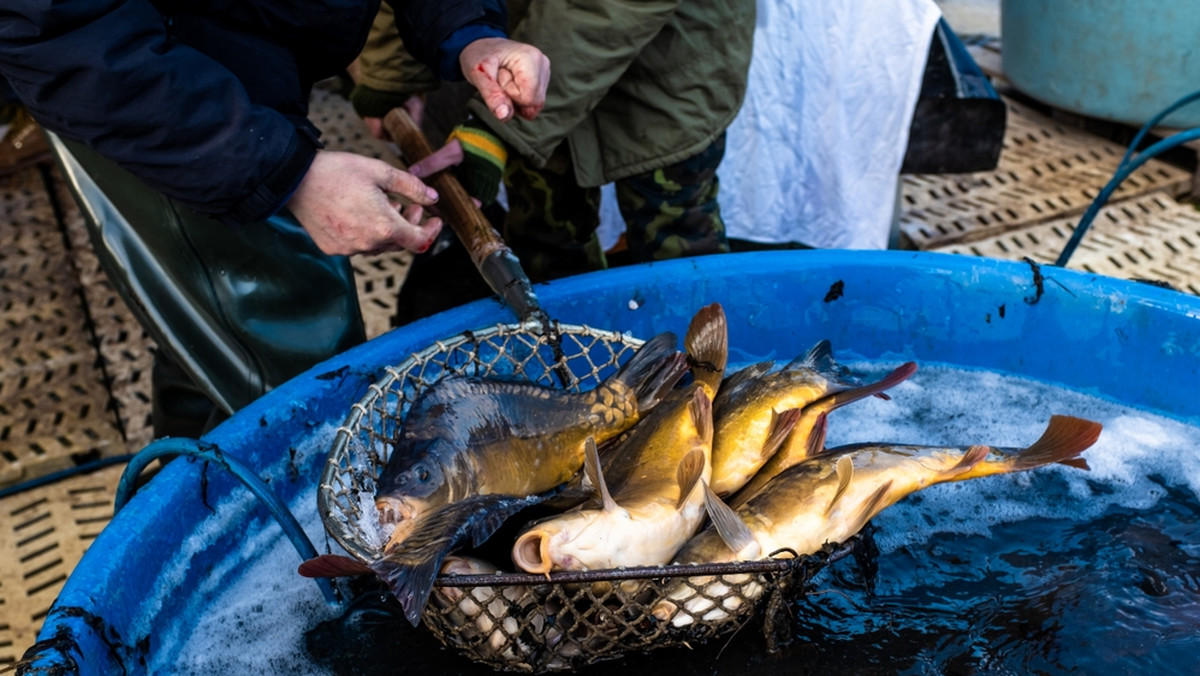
[709,342,917,498]
[511,303,728,574]
[727,359,917,508]
[655,414,1102,626]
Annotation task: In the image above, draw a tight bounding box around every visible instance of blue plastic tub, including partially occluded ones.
[19,250,1200,673]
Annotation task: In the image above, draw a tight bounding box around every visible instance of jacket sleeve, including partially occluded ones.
[351,4,442,120]
[466,0,682,166]
[385,0,508,81]
[0,0,318,226]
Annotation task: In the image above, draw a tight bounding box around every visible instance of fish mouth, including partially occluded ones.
[512,529,555,577]
[375,497,420,552]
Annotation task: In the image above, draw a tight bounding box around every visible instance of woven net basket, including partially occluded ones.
[318,319,843,672]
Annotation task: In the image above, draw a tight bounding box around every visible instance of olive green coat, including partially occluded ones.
[357,0,756,187]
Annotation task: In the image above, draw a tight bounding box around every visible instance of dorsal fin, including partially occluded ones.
[825,455,855,514]
[683,303,728,391]
[584,437,618,512]
[701,481,760,559]
[675,448,706,509]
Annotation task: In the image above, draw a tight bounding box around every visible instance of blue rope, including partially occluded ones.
[1056,90,1200,267]
[115,437,338,604]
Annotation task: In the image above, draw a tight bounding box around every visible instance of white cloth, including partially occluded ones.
[598,0,941,251]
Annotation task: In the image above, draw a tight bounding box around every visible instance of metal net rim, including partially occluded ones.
[317,319,646,565]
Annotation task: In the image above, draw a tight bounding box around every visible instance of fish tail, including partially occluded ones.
[963,415,1103,479]
[611,331,688,412]
[684,303,728,391]
[1006,415,1103,472]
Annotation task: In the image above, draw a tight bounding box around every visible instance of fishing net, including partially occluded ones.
[319,319,848,672]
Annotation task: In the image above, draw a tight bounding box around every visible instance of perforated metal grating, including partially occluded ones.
[0,464,123,667]
[899,98,1194,250]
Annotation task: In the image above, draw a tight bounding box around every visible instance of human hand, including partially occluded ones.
[286,150,443,256]
[459,37,549,122]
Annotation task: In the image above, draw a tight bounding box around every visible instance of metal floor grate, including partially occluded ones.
[899,97,1194,250]
[0,464,123,668]
[0,169,128,489]
[936,191,1200,294]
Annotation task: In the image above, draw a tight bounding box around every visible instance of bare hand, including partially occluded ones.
[286,151,443,256]
[460,37,550,122]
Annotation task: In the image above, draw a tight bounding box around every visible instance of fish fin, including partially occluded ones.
[823,361,918,409]
[1009,415,1103,471]
[298,553,374,578]
[762,408,802,462]
[1058,457,1091,471]
[370,492,549,625]
[948,444,991,477]
[850,480,894,534]
[806,411,830,458]
[786,339,844,377]
[702,481,759,558]
[610,331,688,413]
[826,455,855,515]
[690,386,715,446]
[684,303,728,391]
[584,436,619,512]
[676,448,707,510]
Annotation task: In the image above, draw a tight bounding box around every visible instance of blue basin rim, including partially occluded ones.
[22,250,1200,673]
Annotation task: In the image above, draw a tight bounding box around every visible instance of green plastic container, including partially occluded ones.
[1002,0,1200,127]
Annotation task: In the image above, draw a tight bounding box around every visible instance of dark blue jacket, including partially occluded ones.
[0,0,505,225]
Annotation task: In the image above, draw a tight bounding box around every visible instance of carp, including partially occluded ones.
[307,330,688,625]
[726,359,918,508]
[709,342,917,498]
[654,414,1103,626]
[511,303,728,574]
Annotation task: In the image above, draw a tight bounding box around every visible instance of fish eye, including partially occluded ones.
[418,467,430,482]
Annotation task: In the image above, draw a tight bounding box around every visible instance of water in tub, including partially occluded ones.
[159,363,1200,675]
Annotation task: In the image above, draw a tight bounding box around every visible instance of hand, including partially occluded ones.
[364,95,426,141]
[459,37,549,122]
[286,151,443,256]
[408,119,506,205]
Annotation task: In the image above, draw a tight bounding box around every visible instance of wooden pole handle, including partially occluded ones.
[383,108,505,266]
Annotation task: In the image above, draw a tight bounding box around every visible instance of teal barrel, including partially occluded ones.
[1002,0,1200,127]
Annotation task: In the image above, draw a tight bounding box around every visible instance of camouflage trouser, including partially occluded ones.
[502,133,730,283]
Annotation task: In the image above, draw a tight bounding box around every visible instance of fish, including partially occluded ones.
[335,330,688,625]
[373,330,687,552]
[510,303,728,575]
[709,341,917,498]
[653,414,1103,626]
[726,359,918,508]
